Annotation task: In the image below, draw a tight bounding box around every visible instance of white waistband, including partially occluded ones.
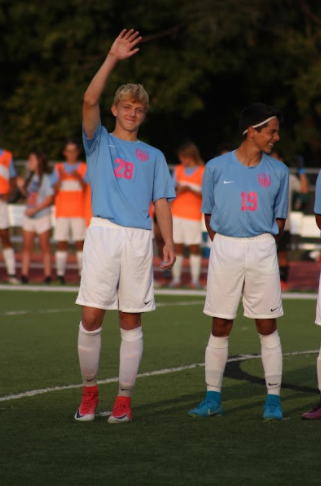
[89,217,150,232]
[217,233,274,241]
[90,217,124,229]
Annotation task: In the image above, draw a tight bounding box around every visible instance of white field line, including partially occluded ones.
[1,308,77,316]
[0,301,204,317]
[0,284,318,300]
[0,349,318,403]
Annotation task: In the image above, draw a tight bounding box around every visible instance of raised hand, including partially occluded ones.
[109,29,142,61]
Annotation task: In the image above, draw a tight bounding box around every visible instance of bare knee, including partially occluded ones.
[119,312,141,330]
[57,241,68,251]
[0,229,12,248]
[256,319,277,336]
[81,307,105,331]
[212,317,233,337]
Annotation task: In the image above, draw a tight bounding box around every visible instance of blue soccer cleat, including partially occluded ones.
[188,398,223,418]
[263,394,283,421]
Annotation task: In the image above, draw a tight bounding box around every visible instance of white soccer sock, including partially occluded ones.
[55,251,67,277]
[119,327,143,397]
[172,254,183,283]
[190,254,201,285]
[78,322,102,387]
[259,331,282,396]
[205,334,229,392]
[76,251,83,276]
[3,247,16,275]
[317,347,321,392]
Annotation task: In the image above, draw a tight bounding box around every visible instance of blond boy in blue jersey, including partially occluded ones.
[74,30,176,424]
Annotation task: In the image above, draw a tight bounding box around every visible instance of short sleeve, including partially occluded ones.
[82,122,102,157]
[152,151,176,203]
[274,169,289,219]
[51,167,58,186]
[43,175,54,197]
[314,171,321,214]
[201,163,214,214]
[9,160,17,178]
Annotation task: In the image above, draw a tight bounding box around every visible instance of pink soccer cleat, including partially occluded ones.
[301,402,321,420]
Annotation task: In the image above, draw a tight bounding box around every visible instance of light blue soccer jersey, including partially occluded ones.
[314,171,321,214]
[82,123,175,230]
[26,173,54,219]
[202,150,289,237]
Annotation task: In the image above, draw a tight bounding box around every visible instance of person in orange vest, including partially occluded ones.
[51,139,87,283]
[170,142,205,288]
[0,148,19,283]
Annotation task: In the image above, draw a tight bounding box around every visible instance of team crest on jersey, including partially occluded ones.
[135,149,149,162]
[258,173,271,188]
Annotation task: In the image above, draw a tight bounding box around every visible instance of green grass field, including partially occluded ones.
[1,289,321,486]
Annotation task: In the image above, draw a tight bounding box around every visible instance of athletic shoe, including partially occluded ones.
[153,279,162,289]
[301,402,321,420]
[74,385,99,421]
[43,277,52,284]
[8,275,20,284]
[190,282,203,290]
[57,276,65,285]
[168,280,181,289]
[108,396,132,423]
[188,398,223,417]
[263,395,283,421]
[21,275,29,284]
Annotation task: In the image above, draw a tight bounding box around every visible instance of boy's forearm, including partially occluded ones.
[154,198,174,245]
[84,54,118,106]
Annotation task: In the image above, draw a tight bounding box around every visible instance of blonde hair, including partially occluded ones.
[113,84,149,110]
[177,142,204,166]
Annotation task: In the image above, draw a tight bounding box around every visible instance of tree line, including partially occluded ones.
[1,0,321,166]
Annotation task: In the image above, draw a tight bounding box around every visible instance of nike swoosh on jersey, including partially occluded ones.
[223,181,234,184]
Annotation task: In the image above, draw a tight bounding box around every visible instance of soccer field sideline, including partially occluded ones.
[0,349,318,404]
[0,284,319,300]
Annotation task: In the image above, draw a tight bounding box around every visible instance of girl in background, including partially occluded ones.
[170,142,205,288]
[17,152,54,283]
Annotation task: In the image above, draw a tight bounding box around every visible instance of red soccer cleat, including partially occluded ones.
[74,385,99,421]
[301,402,321,420]
[108,396,132,424]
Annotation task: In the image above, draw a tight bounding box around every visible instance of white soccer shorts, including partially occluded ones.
[0,199,9,230]
[23,214,52,235]
[76,217,155,312]
[173,216,202,245]
[54,217,86,242]
[204,233,283,320]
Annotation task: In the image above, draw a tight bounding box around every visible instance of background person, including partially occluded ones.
[170,142,205,288]
[74,29,175,424]
[0,147,19,283]
[17,152,54,284]
[188,103,289,421]
[271,149,309,291]
[301,169,321,420]
[51,139,87,283]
